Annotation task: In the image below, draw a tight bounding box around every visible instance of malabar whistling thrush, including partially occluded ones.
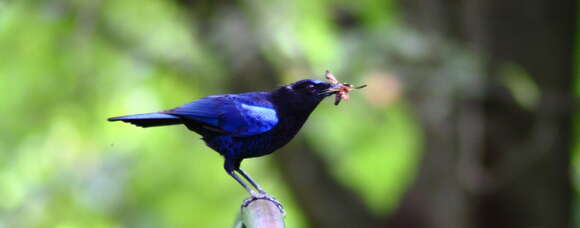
[108,73,363,202]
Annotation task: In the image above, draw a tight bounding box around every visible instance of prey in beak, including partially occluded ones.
[324,70,367,105]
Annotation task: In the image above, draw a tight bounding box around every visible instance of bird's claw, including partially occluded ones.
[242,192,286,215]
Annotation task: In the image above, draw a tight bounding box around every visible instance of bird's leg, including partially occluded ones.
[236,168,284,213]
[226,161,284,212]
[228,171,258,196]
[236,168,265,194]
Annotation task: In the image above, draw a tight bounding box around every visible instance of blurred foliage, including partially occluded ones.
[0,0,420,227]
[1,0,578,227]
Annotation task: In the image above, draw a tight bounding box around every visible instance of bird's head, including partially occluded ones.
[272,79,338,113]
[282,79,339,103]
[274,71,366,112]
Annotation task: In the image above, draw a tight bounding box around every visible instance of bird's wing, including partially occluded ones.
[164,93,278,136]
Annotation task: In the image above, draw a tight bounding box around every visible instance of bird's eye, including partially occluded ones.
[307,84,316,93]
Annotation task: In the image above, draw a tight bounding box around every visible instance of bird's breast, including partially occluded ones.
[204,134,282,159]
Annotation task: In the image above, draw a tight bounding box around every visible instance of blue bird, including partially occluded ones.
[108,78,350,202]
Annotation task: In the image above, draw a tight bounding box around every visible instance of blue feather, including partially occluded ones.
[108,113,178,121]
[164,93,278,136]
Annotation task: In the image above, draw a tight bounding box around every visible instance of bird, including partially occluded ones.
[108,75,359,204]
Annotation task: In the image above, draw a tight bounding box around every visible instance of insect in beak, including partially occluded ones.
[324,70,367,105]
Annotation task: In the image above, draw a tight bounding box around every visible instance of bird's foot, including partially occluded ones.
[242,191,285,215]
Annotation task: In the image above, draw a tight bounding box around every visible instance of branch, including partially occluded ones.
[234,198,285,228]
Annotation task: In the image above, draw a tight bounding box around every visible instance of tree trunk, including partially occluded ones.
[388,1,576,227]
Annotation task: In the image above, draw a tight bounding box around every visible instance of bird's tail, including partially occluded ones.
[108,112,182,128]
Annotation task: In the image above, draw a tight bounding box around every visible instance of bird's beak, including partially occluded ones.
[318,83,341,97]
[327,83,343,92]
